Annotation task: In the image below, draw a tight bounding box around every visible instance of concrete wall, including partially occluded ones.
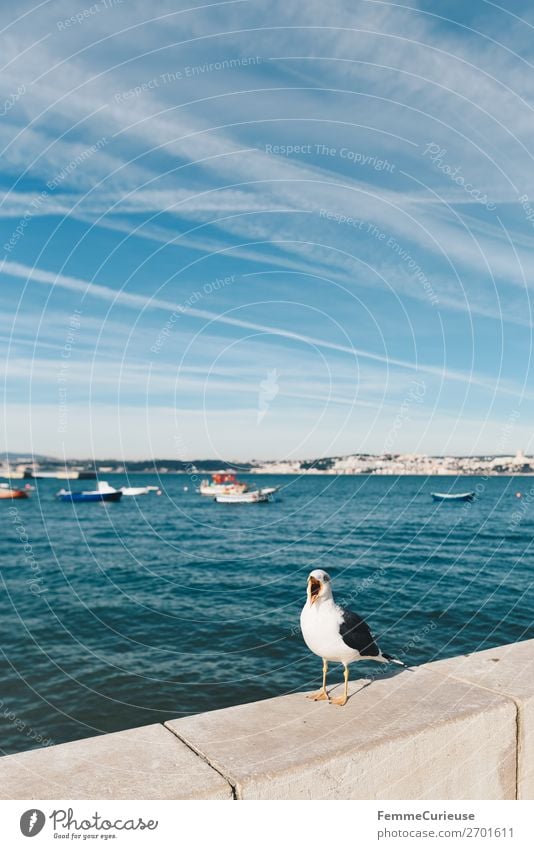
[1,639,532,800]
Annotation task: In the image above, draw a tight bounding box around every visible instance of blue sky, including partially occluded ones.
[1,0,534,460]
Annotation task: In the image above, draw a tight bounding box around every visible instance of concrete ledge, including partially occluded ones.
[429,640,534,799]
[2,640,533,800]
[0,723,232,799]
[166,667,516,799]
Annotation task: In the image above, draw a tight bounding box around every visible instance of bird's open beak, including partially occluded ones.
[309,576,322,605]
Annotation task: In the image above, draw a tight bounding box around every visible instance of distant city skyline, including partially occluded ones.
[1,447,532,467]
[2,1,534,459]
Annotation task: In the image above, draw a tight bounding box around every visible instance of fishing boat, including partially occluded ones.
[0,483,29,499]
[199,472,249,496]
[215,487,278,504]
[431,491,475,502]
[56,481,123,503]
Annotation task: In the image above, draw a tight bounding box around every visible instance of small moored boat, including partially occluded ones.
[215,487,278,504]
[0,483,29,499]
[431,491,475,502]
[200,472,249,496]
[56,481,123,503]
[120,486,150,496]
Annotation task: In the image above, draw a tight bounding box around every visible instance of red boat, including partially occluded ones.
[0,485,29,499]
[199,472,249,496]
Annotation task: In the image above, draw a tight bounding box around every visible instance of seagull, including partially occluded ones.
[300,569,408,706]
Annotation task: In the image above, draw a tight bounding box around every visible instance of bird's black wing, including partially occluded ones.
[339,608,381,657]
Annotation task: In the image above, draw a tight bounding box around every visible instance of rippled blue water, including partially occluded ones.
[1,473,533,755]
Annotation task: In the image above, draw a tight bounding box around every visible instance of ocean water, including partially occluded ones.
[1,473,533,755]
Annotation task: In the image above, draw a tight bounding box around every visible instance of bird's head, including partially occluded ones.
[307,569,332,605]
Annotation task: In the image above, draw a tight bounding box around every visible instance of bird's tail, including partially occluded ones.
[382,652,412,669]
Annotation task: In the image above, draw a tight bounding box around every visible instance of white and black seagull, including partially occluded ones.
[300,569,409,706]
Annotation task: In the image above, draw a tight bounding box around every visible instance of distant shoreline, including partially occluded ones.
[4,470,532,477]
[2,450,533,479]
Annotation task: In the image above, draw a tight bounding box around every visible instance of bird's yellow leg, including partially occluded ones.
[330,664,349,706]
[307,658,329,700]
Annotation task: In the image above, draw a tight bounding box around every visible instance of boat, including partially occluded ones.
[56,488,123,503]
[199,472,249,496]
[120,486,150,496]
[215,487,278,504]
[0,483,29,499]
[56,490,123,502]
[431,491,475,502]
[56,481,123,503]
[28,471,79,480]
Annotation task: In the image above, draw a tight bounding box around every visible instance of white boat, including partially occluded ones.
[431,491,475,502]
[97,481,119,493]
[215,487,278,504]
[200,472,249,496]
[120,486,150,496]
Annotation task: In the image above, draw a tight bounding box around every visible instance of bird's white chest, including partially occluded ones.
[300,600,359,663]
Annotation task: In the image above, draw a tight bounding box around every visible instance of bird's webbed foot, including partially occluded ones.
[306,689,329,701]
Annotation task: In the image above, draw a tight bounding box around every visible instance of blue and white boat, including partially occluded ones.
[56,481,123,503]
